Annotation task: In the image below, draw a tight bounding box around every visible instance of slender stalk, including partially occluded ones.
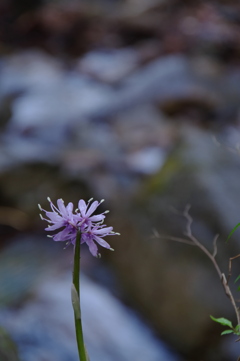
[160,205,240,331]
[183,206,240,327]
[72,231,88,361]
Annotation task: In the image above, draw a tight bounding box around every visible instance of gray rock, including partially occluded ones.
[79,49,138,83]
[0,268,180,361]
[0,51,220,133]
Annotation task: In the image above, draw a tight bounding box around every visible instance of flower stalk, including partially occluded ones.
[72,231,89,361]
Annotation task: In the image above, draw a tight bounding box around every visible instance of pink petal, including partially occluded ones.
[53,227,74,242]
[78,199,87,216]
[94,226,113,235]
[93,235,110,249]
[89,214,105,222]
[45,211,62,222]
[45,223,63,231]
[66,202,73,215]
[86,201,99,217]
[86,239,98,257]
[57,199,67,217]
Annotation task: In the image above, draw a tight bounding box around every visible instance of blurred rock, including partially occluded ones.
[0,239,180,361]
[0,51,225,134]
[0,238,55,306]
[126,146,165,175]
[107,125,240,361]
[0,51,63,96]
[122,0,168,16]
[78,48,138,83]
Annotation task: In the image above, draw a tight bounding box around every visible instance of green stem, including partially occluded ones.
[72,231,89,361]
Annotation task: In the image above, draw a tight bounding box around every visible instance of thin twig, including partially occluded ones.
[228,254,240,285]
[155,235,196,246]
[156,205,240,329]
[212,234,219,258]
[182,205,223,279]
[182,205,240,327]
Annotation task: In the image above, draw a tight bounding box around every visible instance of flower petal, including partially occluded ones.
[93,226,113,235]
[89,214,105,222]
[45,211,62,222]
[53,227,75,242]
[86,201,99,217]
[66,202,74,215]
[93,235,110,249]
[57,199,67,217]
[78,199,87,216]
[86,238,98,257]
[45,223,63,231]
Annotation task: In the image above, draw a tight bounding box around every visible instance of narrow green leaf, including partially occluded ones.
[237,286,240,292]
[234,275,240,284]
[71,284,81,319]
[221,330,234,335]
[226,223,240,243]
[84,345,91,361]
[210,316,233,328]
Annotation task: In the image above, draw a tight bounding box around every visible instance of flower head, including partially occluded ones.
[39,198,79,243]
[81,224,116,257]
[77,198,107,228]
[39,197,119,257]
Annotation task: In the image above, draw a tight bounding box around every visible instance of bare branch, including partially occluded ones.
[221,274,240,326]
[212,234,219,258]
[228,254,240,284]
[155,235,196,246]
[166,204,240,329]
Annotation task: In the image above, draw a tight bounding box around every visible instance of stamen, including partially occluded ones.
[110,248,114,251]
[50,201,60,214]
[47,197,51,202]
[47,235,53,238]
[38,204,42,211]
[100,199,105,204]
[64,241,70,249]
[40,214,52,223]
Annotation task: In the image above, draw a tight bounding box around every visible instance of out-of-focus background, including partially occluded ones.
[0,0,240,360]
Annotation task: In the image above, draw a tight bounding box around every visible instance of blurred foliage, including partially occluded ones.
[0,326,20,361]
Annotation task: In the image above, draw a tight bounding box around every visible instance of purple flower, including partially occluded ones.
[39,197,119,257]
[39,198,79,243]
[77,199,107,228]
[81,224,116,257]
